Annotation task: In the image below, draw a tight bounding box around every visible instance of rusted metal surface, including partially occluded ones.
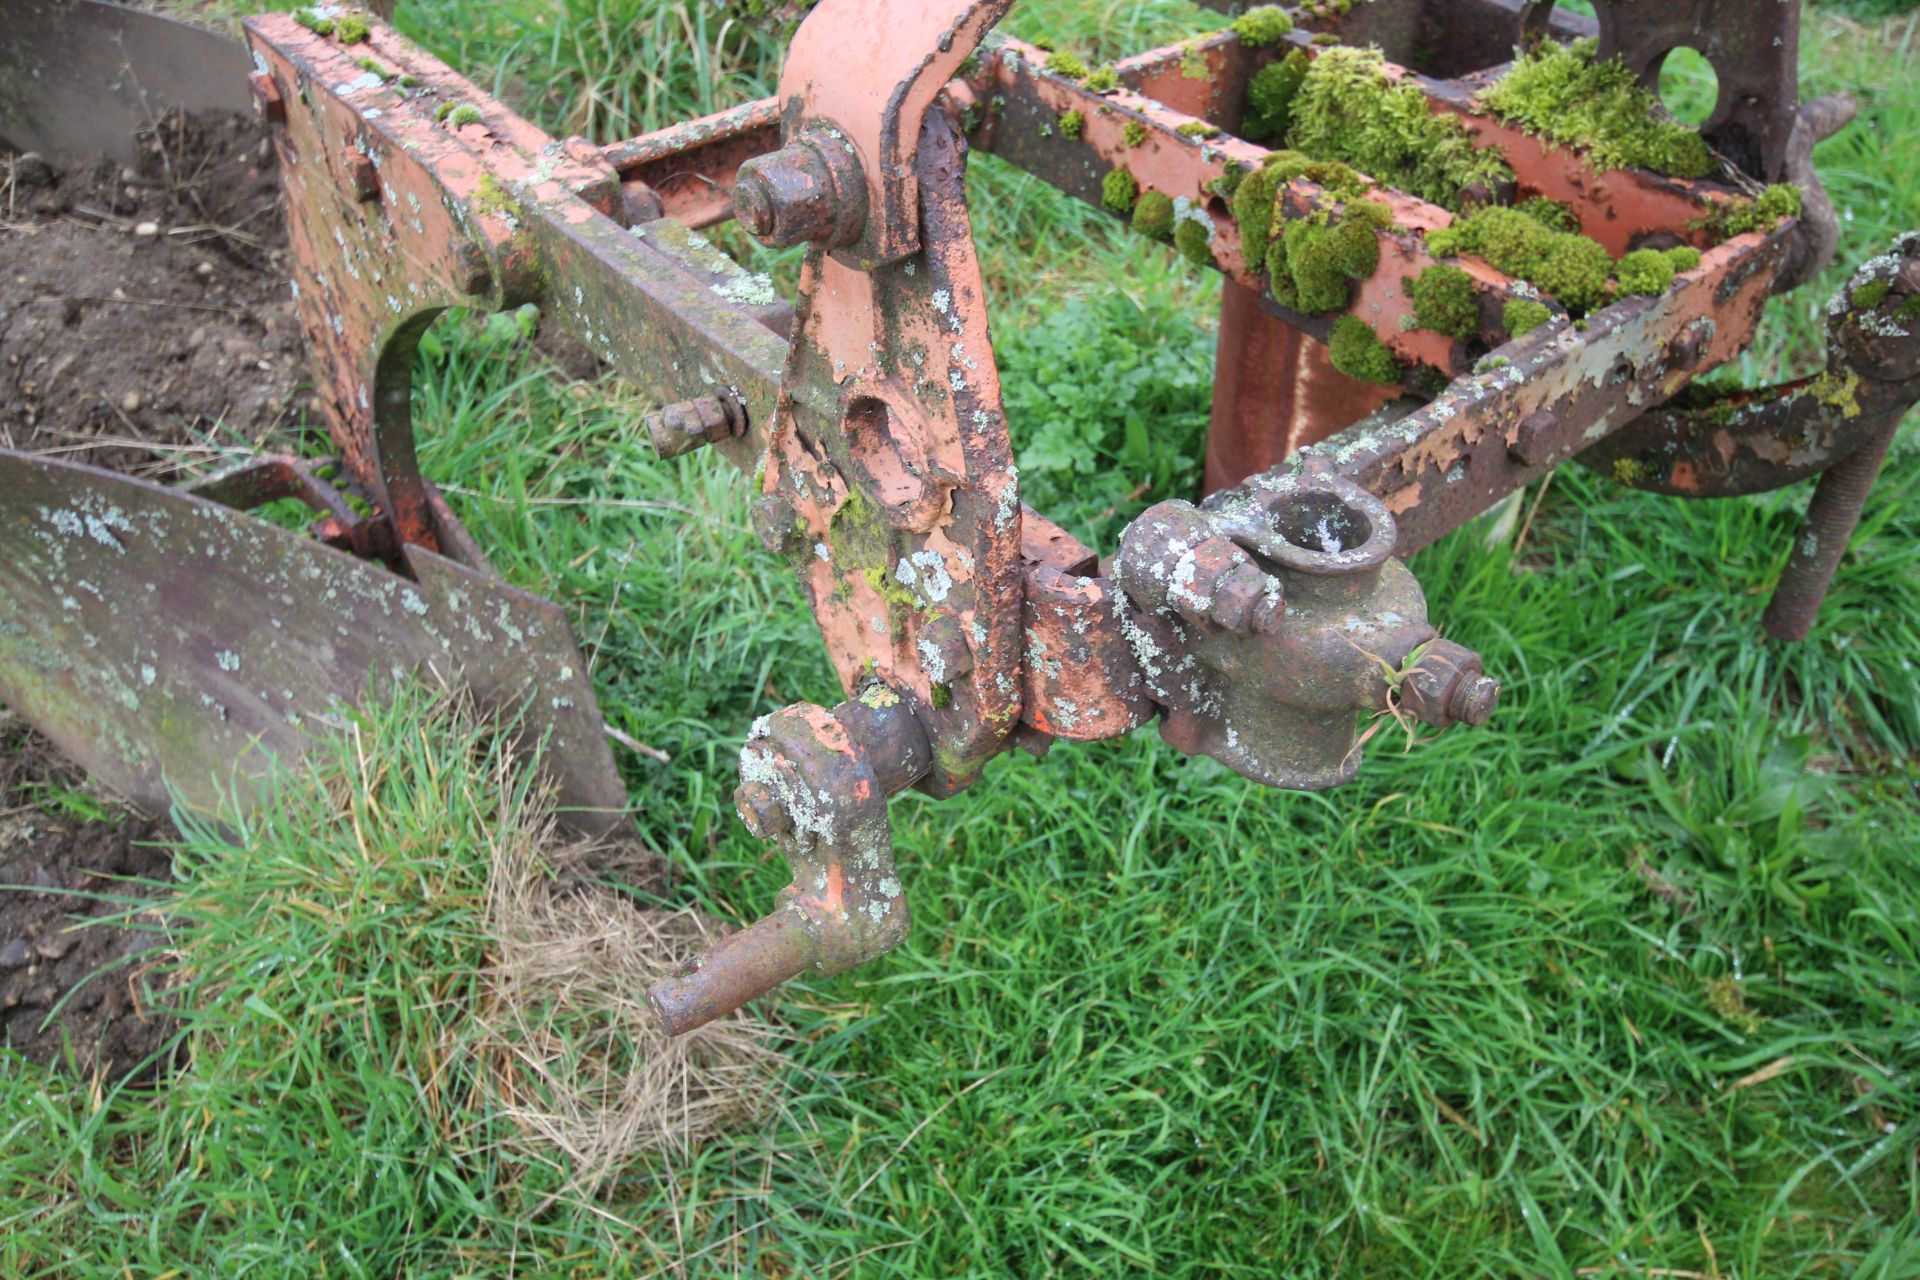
[1113,466,1494,788]
[752,34,1031,797]
[1297,225,1799,553]
[1586,234,1920,499]
[1206,279,1400,492]
[648,690,929,1033]
[772,0,1014,268]
[0,451,633,839]
[601,98,783,229]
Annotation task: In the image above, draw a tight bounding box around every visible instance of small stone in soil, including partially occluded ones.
[134,222,160,238]
[0,939,31,969]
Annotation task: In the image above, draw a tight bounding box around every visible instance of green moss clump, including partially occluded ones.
[1693,184,1804,242]
[1515,197,1579,234]
[1044,50,1090,80]
[1328,315,1401,384]
[446,104,484,129]
[1265,239,1299,309]
[1262,149,1368,201]
[1429,206,1613,315]
[1282,214,1374,312]
[1181,43,1210,80]
[1344,198,1396,232]
[1232,5,1295,45]
[1532,235,1615,314]
[1664,245,1702,273]
[1102,167,1139,215]
[1408,263,1479,338]
[1289,46,1514,210]
[1230,163,1284,251]
[1614,247,1676,297]
[1479,39,1713,178]
[1176,120,1220,139]
[1059,110,1084,140]
[1502,298,1553,336]
[1611,457,1648,486]
[1852,278,1893,309]
[397,74,422,89]
[335,14,371,43]
[356,57,389,78]
[294,8,334,35]
[1211,163,1249,200]
[433,100,457,121]
[1123,120,1148,148]
[1234,154,1388,306]
[1242,50,1310,144]
[1175,217,1213,267]
[1084,64,1121,93]
[1133,190,1176,240]
[1896,294,1920,324]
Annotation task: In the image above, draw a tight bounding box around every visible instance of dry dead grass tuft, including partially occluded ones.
[476,818,785,1201]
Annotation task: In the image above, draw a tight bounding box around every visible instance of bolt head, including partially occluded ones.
[750,494,801,555]
[734,782,789,840]
[248,72,286,125]
[1448,674,1500,726]
[645,397,736,459]
[730,141,862,249]
[346,152,379,202]
[1208,562,1279,632]
[732,171,777,238]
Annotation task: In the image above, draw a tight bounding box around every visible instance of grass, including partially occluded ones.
[9,2,1920,1276]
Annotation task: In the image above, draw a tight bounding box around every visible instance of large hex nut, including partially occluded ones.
[732,134,867,250]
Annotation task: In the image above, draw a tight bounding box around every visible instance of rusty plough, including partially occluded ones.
[3,0,1916,1033]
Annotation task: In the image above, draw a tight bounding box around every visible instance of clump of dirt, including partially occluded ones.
[0,109,306,475]
[0,715,176,1079]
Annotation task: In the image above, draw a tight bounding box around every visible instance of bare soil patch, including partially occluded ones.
[0,714,176,1079]
[0,106,307,1077]
[1,108,306,474]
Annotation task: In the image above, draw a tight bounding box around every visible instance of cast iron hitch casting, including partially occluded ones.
[4,0,1918,1034]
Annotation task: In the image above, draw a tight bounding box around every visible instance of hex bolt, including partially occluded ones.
[750,493,802,555]
[1207,561,1283,634]
[248,72,286,125]
[916,616,974,681]
[643,396,747,459]
[732,139,865,249]
[1249,591,1284,635]
[1447,673,1500,726]
[1399,638,1498,729]
[1667,322,1710,370]
[734,781,790,840]
[456,243,493,296]
[1508,409,1557,468]
[345,151,379,203]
